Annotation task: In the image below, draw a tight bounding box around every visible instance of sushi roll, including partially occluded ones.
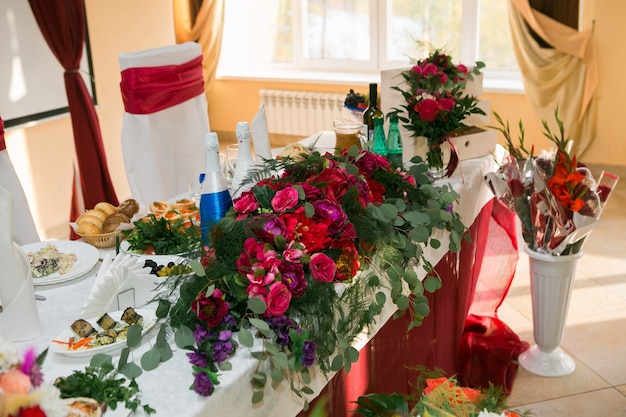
[71,319,96,338]
[121,307,143,326]
[97,313,118,330]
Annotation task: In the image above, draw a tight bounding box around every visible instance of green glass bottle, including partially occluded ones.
[386,114,403,168]
[362,83,384,150]
[371,117,388,157]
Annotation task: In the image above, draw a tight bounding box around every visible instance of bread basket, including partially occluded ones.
[77,230,129,249]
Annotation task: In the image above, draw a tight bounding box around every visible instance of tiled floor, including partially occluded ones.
[499,164,626,416]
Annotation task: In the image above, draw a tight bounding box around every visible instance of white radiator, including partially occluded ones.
[259,89,346,136]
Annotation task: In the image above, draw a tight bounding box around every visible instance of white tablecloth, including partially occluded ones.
[15,138,497,417]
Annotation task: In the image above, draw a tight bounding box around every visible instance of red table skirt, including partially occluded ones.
[299,199,513,416]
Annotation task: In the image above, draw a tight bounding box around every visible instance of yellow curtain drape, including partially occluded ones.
[508,0,598,156]
[173,0,224,95]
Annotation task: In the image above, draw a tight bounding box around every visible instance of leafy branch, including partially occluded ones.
[488,111,531,160]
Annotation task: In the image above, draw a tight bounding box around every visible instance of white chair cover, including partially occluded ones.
[0,119,40,245]
[119,42,209,206]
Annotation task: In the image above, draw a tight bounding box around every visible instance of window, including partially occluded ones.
[218,0,521,91]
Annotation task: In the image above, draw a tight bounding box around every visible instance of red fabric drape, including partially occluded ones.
[120,55,205,115]
[299,200,497,416]
[27,0,118,235]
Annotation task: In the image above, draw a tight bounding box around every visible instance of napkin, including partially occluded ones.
[81,253,158,317]
[0,186,41,342]
[252,102,273,163]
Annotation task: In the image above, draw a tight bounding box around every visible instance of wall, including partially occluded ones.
[3,0,622,241]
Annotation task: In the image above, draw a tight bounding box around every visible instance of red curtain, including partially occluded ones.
[28,0,118,232]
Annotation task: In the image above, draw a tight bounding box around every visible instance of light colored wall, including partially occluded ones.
[3,1,621,241]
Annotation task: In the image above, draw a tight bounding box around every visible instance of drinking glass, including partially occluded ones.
[226,144,238,188]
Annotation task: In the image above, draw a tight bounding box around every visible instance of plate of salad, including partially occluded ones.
[122,214,201,258]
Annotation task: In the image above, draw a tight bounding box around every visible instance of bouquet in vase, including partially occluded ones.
[486,107,620,255]
[388,46,485,178]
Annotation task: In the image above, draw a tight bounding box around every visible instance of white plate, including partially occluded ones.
[22,241,100,286]
[50,308,157,358]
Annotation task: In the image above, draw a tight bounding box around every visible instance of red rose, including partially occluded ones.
[271,187,300,212]
[191,289,229,328]
[422,63,438,76]
[281,207,331,252]
[265,282,292,317]
[14,405,46,417]
[309,253,337,283]
[439,97,455,111]
[415,98,441,122]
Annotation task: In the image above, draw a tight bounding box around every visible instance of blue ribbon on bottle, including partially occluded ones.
[199,190,233,244]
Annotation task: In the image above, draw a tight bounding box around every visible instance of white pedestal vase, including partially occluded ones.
[518,246,583,377]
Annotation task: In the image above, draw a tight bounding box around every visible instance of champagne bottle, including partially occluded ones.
[371,117,388,157]
[386,114,403,168]
[199,132,233,244]
[362,82,384,150]
[231,121,255,198]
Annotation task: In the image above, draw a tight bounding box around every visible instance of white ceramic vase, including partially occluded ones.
[518,246,583,377]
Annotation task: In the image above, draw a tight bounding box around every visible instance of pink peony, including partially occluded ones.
[233,191,259,215]
[309,253,336,283]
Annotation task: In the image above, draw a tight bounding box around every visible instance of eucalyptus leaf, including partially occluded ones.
[140,348,161,371]
[251,390,264,404]
[248,297,267,314]
[158,342,173,362]
[345,163,359,176]
[395,294,410,310]
[345,346,359,363]
[249,317,270,332]
[219,361,233,371]
[330,354,344,372]
[119,361,142,379]
[155,299,170,319]
[304,201,315,218]
[238,328,254,348]
[174,325,195,349]
[430,238,441,249]
[271,367,284,382]
[126,324,142,348]
[189,259,206,276]
[252,371,267,388]
[301,386,315,395]
[411,225,430,243]
[90,353,113,368]
[380,203,398,219]
[414,302,431,317]
[424,275,443,292]
[301,368,311,384]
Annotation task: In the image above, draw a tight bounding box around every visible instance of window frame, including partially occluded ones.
[216,0,523,93]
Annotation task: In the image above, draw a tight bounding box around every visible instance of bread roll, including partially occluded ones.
[95,201,117,216]
[77,213,104,232]
[118,198,140,218]
[77,221,101,235]
[102,212,131,233]
[85,209,107,221]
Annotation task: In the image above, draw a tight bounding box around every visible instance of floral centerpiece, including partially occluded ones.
[157,147,468,406]
[354,376,525,417]
[486,107,620,255]
[0,337,67,417]
[388,47,485,178]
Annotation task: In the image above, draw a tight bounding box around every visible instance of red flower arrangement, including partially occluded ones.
[160,147,468,405]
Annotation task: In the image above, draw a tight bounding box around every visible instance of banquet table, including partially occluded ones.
[13,135,500,417]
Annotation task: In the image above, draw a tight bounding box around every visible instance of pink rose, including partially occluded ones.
[309,253,336,283]
[234,191,259,215]
[0,369,31,394]
[457,64,468,76]
[415,98,441,122]
[422,63,438,76]
[265,282,292,317]
[271,187,300,213]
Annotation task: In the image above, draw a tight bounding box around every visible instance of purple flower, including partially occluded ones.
[193,324,210,344]
[187,349,208,368]
[280,260,307,298]
[445,203,453,213]
[213,339,234,364]
[222,314,237,327]
[313,199,348,235]
[193,371,214,396]
[20,347,43,387]
[248,213,287,243]
[301,340,317,367]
